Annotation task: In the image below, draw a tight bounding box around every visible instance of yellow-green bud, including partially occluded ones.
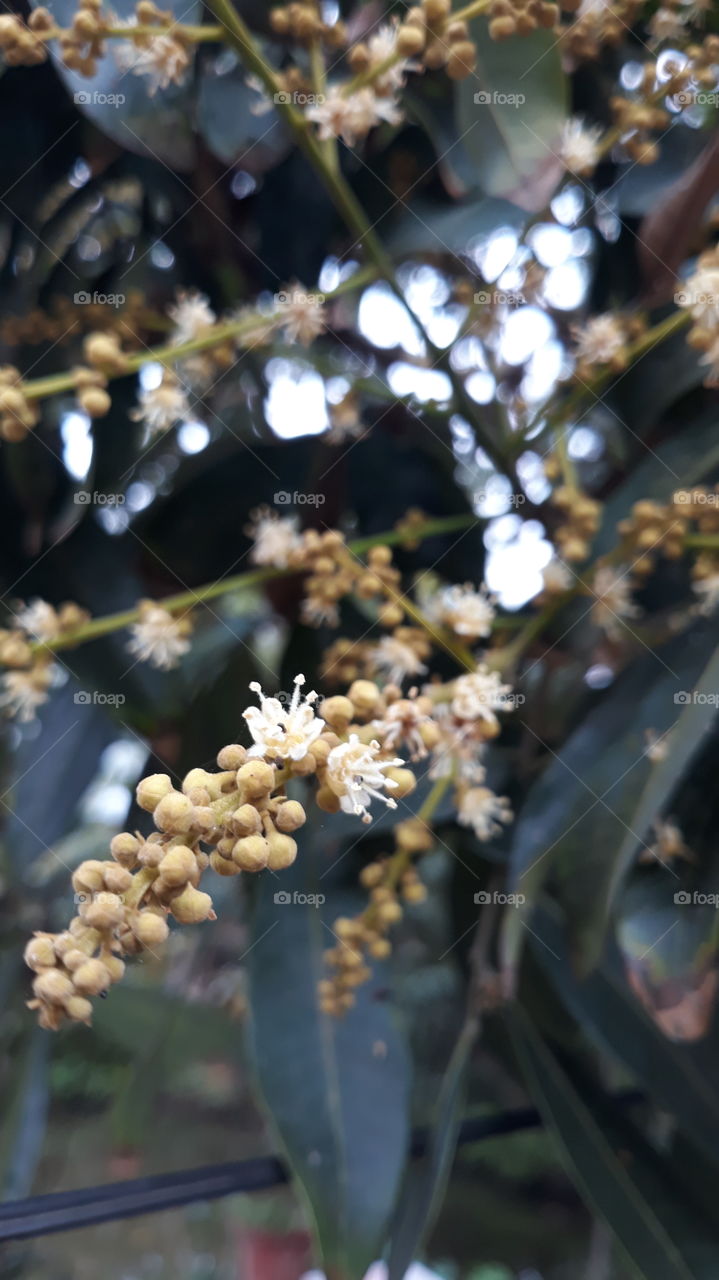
[136,773,173,812]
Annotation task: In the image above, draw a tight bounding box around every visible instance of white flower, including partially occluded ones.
[680,259,719,329]
[278,288,326,346]
[429,704,487,783]
[127,604,191,670]
[15,599,60,642]
[167,290,216,345]
[541,559,573,594]
[247,508,303,568]
[372,694,432,760]
[131,377,191,437]
[432,583,495,640]
[451,666,516,728]
[113,29,190,95]
[370,636,427,686]
[0,665,53,722]
[648,5,687,42]
[243,673,324,762]
[572,314,626,367]
[692,572,719,615]
[458,786,513,840]
[301,597,340,628]
[590,566,639,637]
[367,21,414,93]
[325,734,403,823]
[559,117,603,177]
[306,86,403,147]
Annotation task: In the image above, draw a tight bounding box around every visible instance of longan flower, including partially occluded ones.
[113,28,190,94]
[246,507,303,568]
[0,663,54,722]
[306,86,402,146]
[458,786,513,840]
[372,693,434,761]
[278,288,326,346]
[127,602,191,670]
[15,598,60,642]
[325,734,403,823]
[590,566,639,637]
[243,674,324,763]
[431,582,495,640]
[559,117,603,177]
[572,314,627,369]
[131,375,191,437]
[167,289,217,344]
[370,635,427,686]
[366,21,415,93]
[451,666,516,729]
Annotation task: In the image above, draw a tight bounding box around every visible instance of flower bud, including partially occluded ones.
[348,679,381,714]
[132,911,169,947]
[78,386,111,418]
[154,792,194,833]
[395,817,432,852]
[83,893,125,930]
[231,803,262,836]
[111,832,140,867]
[237,760,275,800]
[158,845,197,887]
[316,784,341,813]
[103,955,125,982]
[384,766,416,798]
[24,934,57,971]
[216,743,247,770]
[65,995,93,1022]
[232,835,270,872]
[136,773,173,812]
[266,831,297,871]
[63,948,91,971]
[103,865,133,895]
[73,958,112,995]
[72,860,106,895]
[33,969,75,1003]
[274,800,306,832]
[320,696,353,731]
[210,850,241,876]
[170,885,214,924]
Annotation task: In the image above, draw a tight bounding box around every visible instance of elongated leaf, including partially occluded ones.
[387,1015,477,1280]
[510,1006,719,1280]
[503,619,718,979]
[246,825,411,1280]
[526,902,719,1164]
[455,26,567,207]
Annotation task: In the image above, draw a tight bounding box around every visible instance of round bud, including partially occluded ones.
[72,958,112,995]
[216,743,247,770]
[78,386,111,418]
[274,800,306,832]
[446,42,476,78]
[397,24,425,54]
[103,955,125,982]
[369,937,391,959]
[24,935,57,971]
[133,911,170,947]
[111,832,140,867]
[63,948,90,972]
[348,679,381,714]
[83,893,125,930]
[158,845,197,887]
[103,864,133,895]
[72,860,106,895]
[34,969,75,1004]
[232,835,270,872]
[320,696,353,731]
[395,817,432,852]
[170,885,214,924]
[153,792,194,833]
[136,773,173,813]
[210,850,241,876]
[377,899,402,925]
[231,803,262,836]
[65,995,93,1022]
[384,766,416,798]
[423,0,451,21]
[316,784,341,813]
[237,760,275,799]
[182,768,212,795]
[266,831,297,871]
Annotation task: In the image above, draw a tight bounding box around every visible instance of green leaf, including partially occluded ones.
[525,901,719,1165]
[246,831,412,1280]
[455,27,567,207]
[509,1006,719,1280]
[503,620,718,979]
[387,1014,477,1280]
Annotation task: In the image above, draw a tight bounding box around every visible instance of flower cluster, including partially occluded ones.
[548,483,602,563]
[678,246,719,386]
[26,673,418,1027]
[0,599,88,722]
